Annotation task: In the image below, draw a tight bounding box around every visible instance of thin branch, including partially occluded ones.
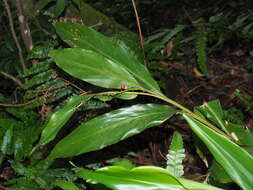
[0,71,23,86]
[0,99,35,107]
[3,0,27,72]
[16,0,33,51]
[130,0,144,50]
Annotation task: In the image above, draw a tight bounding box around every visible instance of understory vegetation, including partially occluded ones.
[0,0,253,190]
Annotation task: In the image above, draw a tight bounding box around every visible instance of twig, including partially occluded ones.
[62,78,87,93]
[3,0,27,72]
[16,0,33,51]
[0,99,35,107]
[0,71,23,86]
[130,0,144,50]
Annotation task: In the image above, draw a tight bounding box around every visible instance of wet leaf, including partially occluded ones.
[183,114,253,190]
[53,22,162,94]
[38,95,92,146]
[50,48,141,90]
[77,166,223,190]
[48,104,176,159]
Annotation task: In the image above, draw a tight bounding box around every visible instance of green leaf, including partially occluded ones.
[210,160,232,184]
[55,180,80,190]
[49,0,66,18]
[0,93,10,103]
[1,126,13,154]
[38,95,92,146]
[115,93,137,100]
[20,70,53,90]
[195,27,208,76]
[183,114,253,190]
[226,123,253,146]
[35,0,54,11]
[53,22,161,94]
[166,131,185,177]
[48,104,176,159]
[77,166,223,190]
[27,41,57,60]
[50,48,141,90]
[5,107,37,122]
[195,100,229,134]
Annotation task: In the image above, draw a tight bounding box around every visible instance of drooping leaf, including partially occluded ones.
[55,180,80,190]
[166,131,185,177]
[50,48,141,90]
[183,114,253,190]
[48,104,176,159]
[77,166,223,190]
[53,22,162,94]
[38,95,92,146]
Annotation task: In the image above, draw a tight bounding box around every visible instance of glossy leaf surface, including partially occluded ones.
[38,95,92,146]
[183,114,253,190]
[49,104,176,159]
[50,48,140,90]
[53,22,161,94]
[77,166,223,190]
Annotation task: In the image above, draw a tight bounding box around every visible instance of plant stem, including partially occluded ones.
[0,71,23,86]
[80,90,230,138]
[3,0,27,72]
[131,0,144,50]
[125,90,230,138]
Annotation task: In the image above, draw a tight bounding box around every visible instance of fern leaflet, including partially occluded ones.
[166,131,185,177]
[195,27,208,76]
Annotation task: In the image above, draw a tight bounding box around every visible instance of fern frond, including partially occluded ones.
[17,61,51,78]
[27,41,58,60]
[166,131,185,177]
[20,70,53,90]
[24,79,65,100]
[195,27,208,76]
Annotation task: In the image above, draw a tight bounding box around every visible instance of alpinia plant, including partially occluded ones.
[33,22,253,190]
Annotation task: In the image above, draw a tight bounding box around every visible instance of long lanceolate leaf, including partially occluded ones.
[50,49,140,90]
[53,22,162,94]
[48,104,176,159]
[38,95,92,146]
[77,166,223,190]
[183,114,253,190]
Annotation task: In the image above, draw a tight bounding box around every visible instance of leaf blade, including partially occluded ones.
[49,104,176,159]
[38,95,92,146]
[183,114,253,190]
[54,22,162,94]
[77,166,223,190]
[50,48,141,90]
